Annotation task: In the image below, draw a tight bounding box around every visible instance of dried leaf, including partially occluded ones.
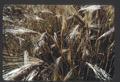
[41,9,53,14]
[97,27,114,40]
[63,66,78,81]
[69,24,80,41]
[24,50,29,65]
[5,27,40,35]
[86,62,112,80]
[3,16,14,23]
[79,5,101,13]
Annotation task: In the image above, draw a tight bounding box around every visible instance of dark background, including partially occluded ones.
[0,0,120,82]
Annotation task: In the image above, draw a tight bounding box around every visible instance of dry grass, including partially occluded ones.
[3,5,114,81]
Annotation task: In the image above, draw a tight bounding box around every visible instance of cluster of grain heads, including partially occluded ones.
[3,5,114,81]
